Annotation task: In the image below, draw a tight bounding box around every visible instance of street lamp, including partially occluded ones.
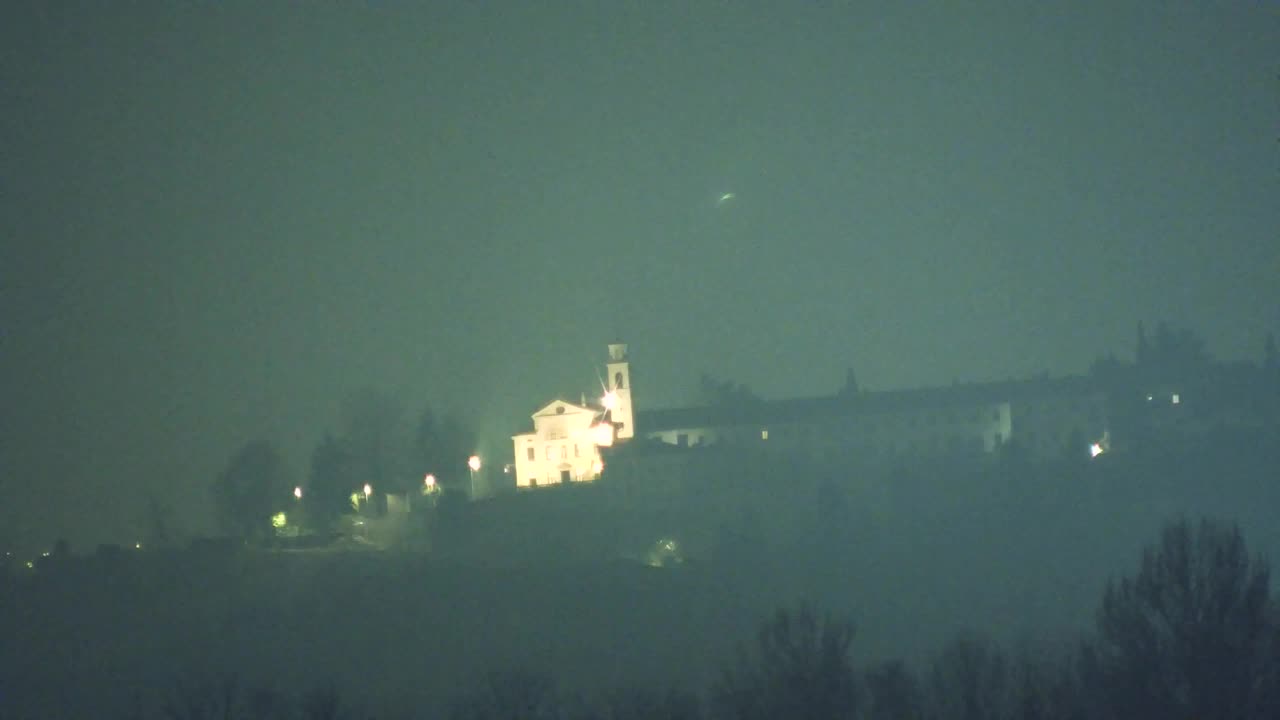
[293,486,303,500]
[467,455,481,499]
[423,473,436,491]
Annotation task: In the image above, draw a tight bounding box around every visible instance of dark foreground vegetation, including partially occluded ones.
[6,516,1278,719]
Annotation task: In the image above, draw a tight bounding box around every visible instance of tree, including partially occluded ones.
[928,633,1011,720]
[712,607,858,719]
[1092,518,1279,719]
[306,433,354,529]
[698,373,761,409]
[447,669,563,720]
[212,440,290,541]
[411,405,477,493]
[339,387,409,496]
[840,367,860,396]
[865,660,923,720]
[139,491,175,549]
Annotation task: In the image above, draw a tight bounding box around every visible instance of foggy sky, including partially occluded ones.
[2,1,1277,550]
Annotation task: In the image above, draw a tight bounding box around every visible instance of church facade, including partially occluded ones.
[510,343,635,488]
[511,343,1111,489]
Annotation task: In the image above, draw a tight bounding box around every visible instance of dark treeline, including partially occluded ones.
[88,517,1280,719]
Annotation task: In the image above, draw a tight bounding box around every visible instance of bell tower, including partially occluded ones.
[605,342,635,440]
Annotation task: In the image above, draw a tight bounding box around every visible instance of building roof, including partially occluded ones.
[637,375,1101,432]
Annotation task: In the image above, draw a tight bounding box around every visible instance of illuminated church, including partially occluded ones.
[511,342,1112,490]
[510,343,634,488]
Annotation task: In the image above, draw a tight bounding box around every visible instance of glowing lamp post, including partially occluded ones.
[293,486,303,500]
[424,473,436,491]
[467,455,481,499]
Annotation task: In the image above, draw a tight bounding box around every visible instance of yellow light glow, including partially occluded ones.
[468,455,481,472]
[591,459,604,474]
[271,512,287,528]
[293,486,303,499]
[1171,393,1181,405]
[592,424,614,447]
[601,391,619,410]
[350,492,360,510]
[761,428,769,440]
[424,473,436,488]
[1089,443,1104,458]
[363,483,372,498]
[134,542,142,550]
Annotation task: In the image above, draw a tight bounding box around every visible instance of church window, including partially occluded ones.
[556,405,566,414]
[526,447,535,461]
[560,445,568,460]
[615,372,625,390]
[574,444,579,457]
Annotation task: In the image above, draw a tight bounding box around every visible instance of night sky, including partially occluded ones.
[2,2,1277,550]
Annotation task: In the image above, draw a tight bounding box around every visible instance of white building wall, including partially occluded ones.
[512,400,607,488]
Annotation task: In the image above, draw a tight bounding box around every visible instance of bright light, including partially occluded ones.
[293,486,303,500]
[271,512,287,528]
[601,391,619,410]
[591,459,604,475]
[761,428,769,441]
[134,542,142,550]
[468,455,481,472]
[1171,393,1181,405]
[592,423,614,447]
[1089,443,1105,458]
[424,473,436,488]
[363,483,372,498]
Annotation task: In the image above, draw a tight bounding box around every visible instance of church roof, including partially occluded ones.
[637,375,1100,432]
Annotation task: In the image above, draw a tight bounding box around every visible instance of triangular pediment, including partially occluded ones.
[532,399,595,419]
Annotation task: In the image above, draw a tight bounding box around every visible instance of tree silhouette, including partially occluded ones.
[306,433,354,530]
[698,373,761,410]
[865,660,923,720]
[339,387,409,497]
[712,606,858,719]
[212,440,289,541]
[928,633,1010,720]
[412,405,477,493]
[1092,517,1278,719]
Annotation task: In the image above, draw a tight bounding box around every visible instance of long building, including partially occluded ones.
[511,343,1111,489]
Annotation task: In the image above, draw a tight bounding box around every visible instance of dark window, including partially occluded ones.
[529,478,537,487]
[614,371,625,390]
[526,447,535,461]
[677,433,689,447]
[556,406,566,415]
[560,469,571,484]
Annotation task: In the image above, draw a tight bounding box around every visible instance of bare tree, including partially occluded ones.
[928,633,1011,720]
[712,606,858,720]
[1092,517,1278,719]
